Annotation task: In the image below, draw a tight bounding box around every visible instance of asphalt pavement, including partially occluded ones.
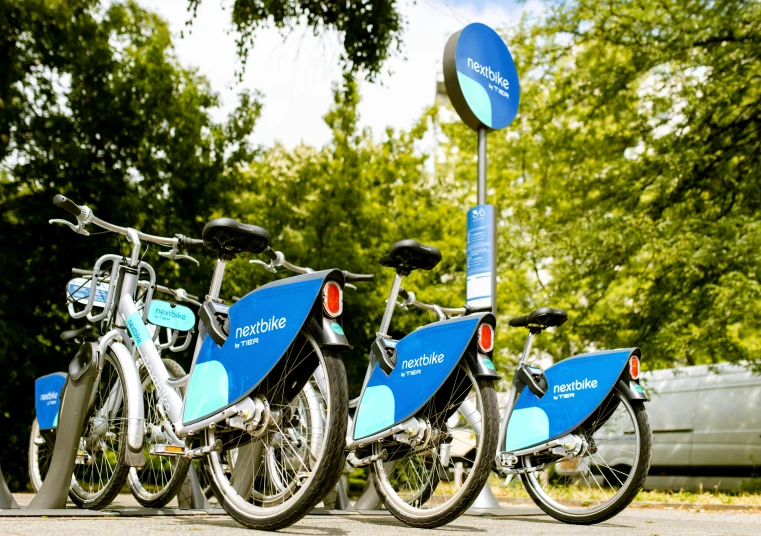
[1,494,759,535]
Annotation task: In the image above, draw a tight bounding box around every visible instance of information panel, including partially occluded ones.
[466,204,496,309]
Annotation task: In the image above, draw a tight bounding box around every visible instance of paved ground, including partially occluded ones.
[1,495,759,535]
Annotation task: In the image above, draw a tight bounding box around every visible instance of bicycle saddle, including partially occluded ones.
[379,239,442,273]
[202,218,270,257]
[509,307,568,330]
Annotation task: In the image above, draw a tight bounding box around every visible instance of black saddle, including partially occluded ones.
[509,307,568,331]
[202,218,270,258]
[379,239,442,273]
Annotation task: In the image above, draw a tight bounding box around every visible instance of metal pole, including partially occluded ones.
[477,127,487,205]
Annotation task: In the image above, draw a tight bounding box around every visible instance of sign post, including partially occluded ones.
[443,22,520,513]
[443,22,520,314]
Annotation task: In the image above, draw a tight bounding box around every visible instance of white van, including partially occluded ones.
[633,363,760,491]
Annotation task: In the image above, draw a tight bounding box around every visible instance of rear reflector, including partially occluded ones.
[477,323,494,353]
[630,355,640,380]
[323,281,343,318]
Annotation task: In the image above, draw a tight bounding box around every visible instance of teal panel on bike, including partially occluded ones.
[147,300,195,331]
[353,315,480,440]
[504,407,549,452]
[505,348,635,451]
[354,384,396,439]
[183,360,229,422]
[182,272,328,425]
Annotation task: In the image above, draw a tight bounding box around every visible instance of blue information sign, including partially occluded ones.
[466,204,495,308]
[443,23,520,132]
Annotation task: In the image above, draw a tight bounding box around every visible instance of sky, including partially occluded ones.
[138,0,542,149]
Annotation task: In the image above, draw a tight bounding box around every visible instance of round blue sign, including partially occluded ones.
[443,23,520,131]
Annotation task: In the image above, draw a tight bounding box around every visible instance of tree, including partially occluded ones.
[442,0,761,368]
[0,0,261,489]
[186,0,404,80]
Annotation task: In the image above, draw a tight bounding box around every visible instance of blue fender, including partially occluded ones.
[505,348,638,452]
[182,270,342,426]
[353,315,485,440]
[35,372,67,430]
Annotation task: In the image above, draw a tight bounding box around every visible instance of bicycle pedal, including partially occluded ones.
[149,444,187,456]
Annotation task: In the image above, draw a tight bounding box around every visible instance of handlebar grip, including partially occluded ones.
[175,234,205,249]
[342,271,375,283]
[72,268,92,276]
[508,314,530,328]
[185,292,200,302]
[53,194,83,217]
[398,287,410,300]
[262,248,278,261]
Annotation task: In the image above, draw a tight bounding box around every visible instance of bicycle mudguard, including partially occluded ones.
[182,270,345,426]
[505,348,640,452]
[34,372,67,431]
[352,314,492,441]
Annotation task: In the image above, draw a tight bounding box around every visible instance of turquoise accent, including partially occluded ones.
[330,322,344,335]
[457,71,492,127]
[505,407,550,451]
[634,383,644,393]
[183,361,230,422]
[126,312,151,346]
[483,358,495,370]
[53,411,59,428]
[354,383,395,439]
[148,300,195,331]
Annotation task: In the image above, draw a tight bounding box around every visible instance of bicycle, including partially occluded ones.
[31,268,202,506]
[394,292,653,524]
[253,239,501,528]
[49,194,368,529]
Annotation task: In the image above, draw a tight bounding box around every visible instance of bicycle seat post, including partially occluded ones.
[378,270,406,337]
[207,258,226,302]
[519,331,536,365]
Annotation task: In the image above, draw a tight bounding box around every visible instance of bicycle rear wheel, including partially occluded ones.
[28,418,54,492]
[69,351,131,509]
[519,386,652,524]
[203,330,348,530]
[371,362,499,528]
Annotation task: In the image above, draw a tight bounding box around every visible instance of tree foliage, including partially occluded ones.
[0,0,260,489]
[186,0,403,80]
[440,0,761,368]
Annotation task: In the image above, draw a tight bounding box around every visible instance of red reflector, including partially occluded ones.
[323,281,343,318]
[630,356,640,380]
[477,323,494,353]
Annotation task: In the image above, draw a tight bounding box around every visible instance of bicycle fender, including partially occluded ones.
[505,348,640,452]
[352,315,482,441]
[463,313,498,380]
[110,341,145,453]
[182,270,344,426]
[616,378,649,402]
[307,315,351,349]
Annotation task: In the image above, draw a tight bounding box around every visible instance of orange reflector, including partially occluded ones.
[477,323,494,353]
[166,445,184,453]
[323,281,343,318]
[630,355,640,380]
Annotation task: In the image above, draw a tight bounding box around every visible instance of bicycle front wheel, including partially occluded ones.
[371,362,499,528]
[127,358,190,507]
[520,386,652,524]
[203,330,348,530]
[69,351,131,509]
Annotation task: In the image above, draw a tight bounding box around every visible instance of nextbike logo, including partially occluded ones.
[553,378,598,399]
[467,58,510,95]
[401,351,445,370]
[39,391,58,401]
[234,315,286,348]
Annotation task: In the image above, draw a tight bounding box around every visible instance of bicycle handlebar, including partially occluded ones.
[397,286,466,318]
[53,194,83,217]
[254,248,374,283]
[342,271,375,282]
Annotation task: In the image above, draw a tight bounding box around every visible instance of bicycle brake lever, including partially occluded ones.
[158,239,199,265]
[250,259,278,273]
[345,283,357,291]
[174,253,199,266]
[49,218,90,236]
